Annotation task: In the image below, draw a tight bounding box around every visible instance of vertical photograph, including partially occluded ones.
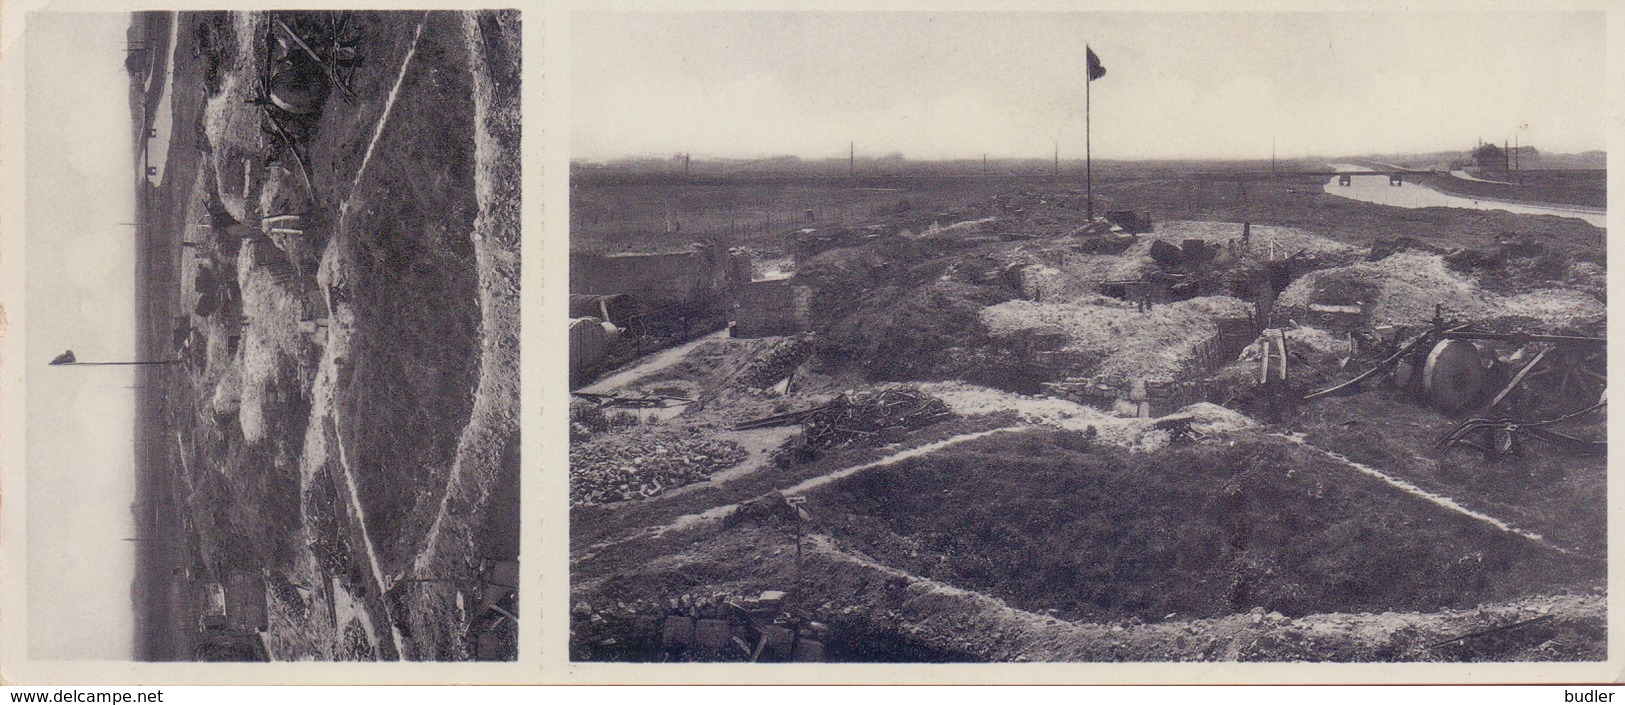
[15,8,520,662]
[566,10,1606,664]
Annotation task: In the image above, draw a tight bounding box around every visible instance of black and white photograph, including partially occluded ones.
[565,8,1608,667]
[4,7,521,665]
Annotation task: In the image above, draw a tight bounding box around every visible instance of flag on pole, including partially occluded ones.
[1087,46,1106,81]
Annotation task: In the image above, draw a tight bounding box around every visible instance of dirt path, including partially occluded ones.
[302,273,405,657]
[1449,169,1513,185]
[329,407,405,653]
[1275,433,1575,555]
[778,427,1021,496]
[580,329,728,394]
[660,427,800,495]
[337,12,426,222]
[580,525,1603,663]
[575,426,1025,558]
[256,11,429,661]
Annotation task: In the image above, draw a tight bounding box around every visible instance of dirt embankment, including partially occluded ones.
[1415,171,1606,210]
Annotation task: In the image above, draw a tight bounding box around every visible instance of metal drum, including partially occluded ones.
[269,64,331,115]
[1422,339,1491,410]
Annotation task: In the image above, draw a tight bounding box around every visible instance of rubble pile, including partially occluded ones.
[1279,251,1490,325]
[1280,250,1605,331]
[981,295,1252,381]
[571,430,748,506]
[779,387,955,460]
[1497,290,1606,332]
[571,589,829,663]
[736,335,816,389]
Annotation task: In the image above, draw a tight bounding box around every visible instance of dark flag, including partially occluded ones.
[1087,46,1106,81]
[49,350,76,366]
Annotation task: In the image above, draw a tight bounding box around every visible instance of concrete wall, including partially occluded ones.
[570,249,716,305]
[732,278,812,338]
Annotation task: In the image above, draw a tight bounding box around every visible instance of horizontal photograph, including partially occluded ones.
[566,10,1606,664]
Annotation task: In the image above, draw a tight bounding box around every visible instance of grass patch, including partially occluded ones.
[809,429,1598,624]
[334,12,483,570]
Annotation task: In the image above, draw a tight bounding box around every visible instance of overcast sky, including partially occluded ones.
[571,10,1607,161]
[25,12,139,660]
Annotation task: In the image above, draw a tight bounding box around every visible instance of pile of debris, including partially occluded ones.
[1279,251,1489,326]
[981,295,1253,382]
[1280,250,1605,333]
[776,387,954,461]
[570,430,748,506]
[571,589,828,663]
[736,335,816,390]
[568,399,642,442]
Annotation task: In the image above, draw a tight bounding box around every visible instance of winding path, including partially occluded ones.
[575,426,1026,559]
[579,329,729,394]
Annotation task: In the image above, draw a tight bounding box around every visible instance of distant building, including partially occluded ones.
[1471,143,1507,173]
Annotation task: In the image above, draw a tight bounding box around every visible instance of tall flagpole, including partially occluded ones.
[1086,50,1093,221]
[58,361,176,366]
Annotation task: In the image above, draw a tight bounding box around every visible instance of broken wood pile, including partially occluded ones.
[736,335,815,389]
[571,433,748,507]
[572,391,692,409]
[777,387,954,460]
